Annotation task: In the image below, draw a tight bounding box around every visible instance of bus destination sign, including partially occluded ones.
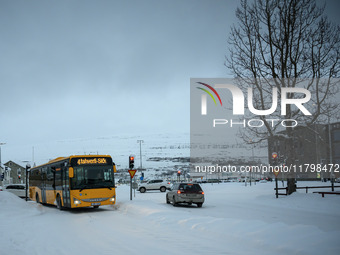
[77,158,107,165]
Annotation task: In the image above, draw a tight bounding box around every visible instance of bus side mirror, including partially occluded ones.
[69,167,74,178]
[113,164,117,173]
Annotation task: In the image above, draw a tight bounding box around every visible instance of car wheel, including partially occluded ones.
[140,187,146,193]
[56,195,63,210]
[197,203,203,208]
[160,186,166,192]
[172,196,177,206]
[166,195,170,204]
[36,193,40,204]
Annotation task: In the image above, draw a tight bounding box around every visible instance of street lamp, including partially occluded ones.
[249,140,255,186]
[137,139,144,171]
[0,143,5,185]
[0,142,6,166]
[25,163,31,201]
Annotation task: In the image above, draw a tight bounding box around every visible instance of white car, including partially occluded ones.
[138,180,171,193]
[5,184,26,198]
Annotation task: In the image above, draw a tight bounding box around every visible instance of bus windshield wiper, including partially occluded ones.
[79,185,89,192]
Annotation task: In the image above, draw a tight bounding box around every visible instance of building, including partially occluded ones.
[330,122,340,166]
[268,122,340,179]
[3,161,26,185]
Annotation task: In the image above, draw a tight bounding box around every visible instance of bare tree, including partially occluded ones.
[226,0,340,194]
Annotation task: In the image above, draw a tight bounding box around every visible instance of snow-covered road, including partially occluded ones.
[1,182,339,255]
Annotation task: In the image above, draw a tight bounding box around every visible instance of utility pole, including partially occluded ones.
[25,164,31,201]
[328,115,334,191]
[32,146,35,166]
[0,142,6,166]
[0,143,5,186]
[137,139,144,170]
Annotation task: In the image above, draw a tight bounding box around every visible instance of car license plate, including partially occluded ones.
[91,203,101,206]
[186,194,197,198]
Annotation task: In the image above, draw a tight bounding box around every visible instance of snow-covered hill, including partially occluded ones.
[4,132,268,181]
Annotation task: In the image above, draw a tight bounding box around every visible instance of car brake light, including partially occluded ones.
[177,190,181,194]
[201,191,204,195]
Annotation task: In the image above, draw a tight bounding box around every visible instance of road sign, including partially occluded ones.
[132,182,138,189]
[140,176,144,181]
[272,152,278,159]
[128,170,137,178]
[273,168,280,177]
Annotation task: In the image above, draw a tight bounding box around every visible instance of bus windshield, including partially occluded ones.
[71,165,115,190]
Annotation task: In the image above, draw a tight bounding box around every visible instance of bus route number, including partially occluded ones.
[77,158,107,165]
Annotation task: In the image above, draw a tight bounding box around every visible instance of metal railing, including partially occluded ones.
[274,185,340,196]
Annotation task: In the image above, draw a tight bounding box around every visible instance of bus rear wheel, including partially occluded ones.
[36,193,40,204]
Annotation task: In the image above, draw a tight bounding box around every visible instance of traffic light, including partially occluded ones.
[177,170,181,176]
[129,156,135,169]
[18,174,21,180]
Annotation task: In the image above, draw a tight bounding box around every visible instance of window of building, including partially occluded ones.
[333,143,340,157]
[333,130,340,142]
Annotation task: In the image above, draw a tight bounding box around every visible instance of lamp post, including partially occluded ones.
[25,163,31,201]
[249,140,255,186]
[327,115,334,191]
[0,142,6,166]
[0,143,5,186]
[137,139,144,174]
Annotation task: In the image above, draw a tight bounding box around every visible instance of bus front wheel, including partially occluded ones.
[56,195,63,210]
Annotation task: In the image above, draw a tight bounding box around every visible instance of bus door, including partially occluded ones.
[41,168,47,204]
[62,167,71,207]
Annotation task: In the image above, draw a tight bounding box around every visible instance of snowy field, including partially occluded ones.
[1,181,339,255]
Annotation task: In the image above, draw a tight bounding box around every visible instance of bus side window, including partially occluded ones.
[46,167,53,181]
[55,166,62,187]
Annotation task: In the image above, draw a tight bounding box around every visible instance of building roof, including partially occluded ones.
[4,160,27,169]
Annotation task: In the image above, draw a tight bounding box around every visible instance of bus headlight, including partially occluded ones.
[109,197,115,202]
[73,198,81,205]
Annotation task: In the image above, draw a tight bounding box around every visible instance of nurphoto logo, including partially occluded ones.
[196,81,312,128]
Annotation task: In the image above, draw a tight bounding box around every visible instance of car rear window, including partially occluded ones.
[6,185,25,190]
[179,184,202,192]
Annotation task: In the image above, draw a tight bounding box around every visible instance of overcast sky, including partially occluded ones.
[1,0,339,164]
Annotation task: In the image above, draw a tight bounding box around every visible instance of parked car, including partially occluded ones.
[207,179,221,183]
[166,183,204,207]
[138,180,171,193]
[5,184,26,198]
[335,178,340,183]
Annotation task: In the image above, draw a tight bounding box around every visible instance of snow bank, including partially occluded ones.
[0,182,339,255]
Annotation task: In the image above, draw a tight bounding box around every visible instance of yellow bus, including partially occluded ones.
[29,155,116,209]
